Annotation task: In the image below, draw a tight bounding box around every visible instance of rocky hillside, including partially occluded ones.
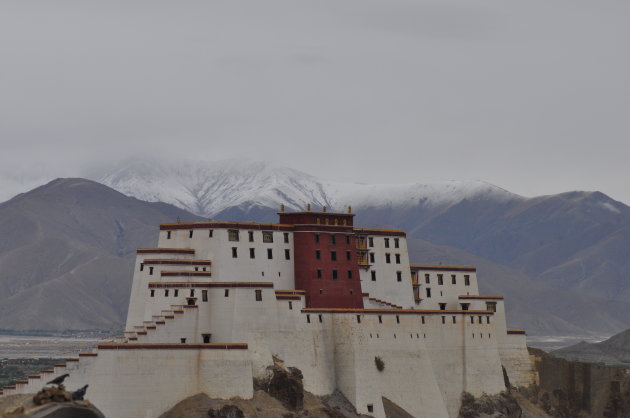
[551,328,630,367]
[0,178,202,331]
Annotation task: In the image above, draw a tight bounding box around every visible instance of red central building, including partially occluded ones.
[279,208,364,309]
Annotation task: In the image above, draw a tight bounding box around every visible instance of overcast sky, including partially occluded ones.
[1,0,629,203]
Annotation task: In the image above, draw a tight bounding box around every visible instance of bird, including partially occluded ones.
[46,374,69,386]
[71,384,89,401]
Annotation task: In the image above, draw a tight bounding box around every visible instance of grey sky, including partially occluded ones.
[1,0,629,203]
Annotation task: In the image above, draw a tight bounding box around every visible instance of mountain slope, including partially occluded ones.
[552,328,630,366]
[0,178,203,331]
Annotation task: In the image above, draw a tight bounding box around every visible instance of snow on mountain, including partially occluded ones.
[92,157,521,218]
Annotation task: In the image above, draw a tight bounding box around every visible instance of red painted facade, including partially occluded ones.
[279,211,364,309]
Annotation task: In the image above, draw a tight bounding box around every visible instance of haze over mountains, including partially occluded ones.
[1,158,629,338]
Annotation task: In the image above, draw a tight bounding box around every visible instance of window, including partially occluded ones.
[283,249,290,260]
[150,289,155,297]
[224,289,229,297]
[441,316,446,324]
[367,405,374,413]
[317,269,322,279]
[486,316,490,324]
[378,315,382,323]
[284,233,289,243]
[439,303,446,311]
[371,271,376,281]
[421,316,425,324]
[140,263,144,271]
[267,248,273,259]
[394,238,400,248]
[149,267,154,275]
[165,289,169,297]
[202,290,208,302]
[228,229,239,241]
[331,251,337,261]
[452,316,456,324]
[396,271,402,282]
[255,290,262,301]
[232,247,238,258]
[464,275,470,286]
[307,315,311,323]
[347,270,353,280]
[395,254,401,264]
[289,301,293,310]
[470,317,474,324]
[316,250,321,259]
[332,270,338,280]
[209,230,213,238]
[319,314,323,323]
[314,234,320,243]
[385,254,391,263]
[369,253,375,263]
[248,248,255,259]
[451,275,456,285]
[190,289,195,297]
[346,251,352,261]
[263,231,273,243]
[345,235,351,245]
[368,237,374,247]
[248,231,254,242]
[202,334,211,343]
[174,289,178,297]
[330,234,336,245]
[181,338,187,343]
[396,315,400,324]
[189,230,193,238]
[478,316,483,324]
[486,302,497,312]
[437,274,443,285]
[425,274,430,284]
[356,315,361,324]
[426,288,431,298]
[461,303,470,311]
[167,231,171,239]
[384,238,390,248]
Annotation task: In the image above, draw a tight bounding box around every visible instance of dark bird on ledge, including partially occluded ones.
[72,384,89,401]
[46,373,69,385]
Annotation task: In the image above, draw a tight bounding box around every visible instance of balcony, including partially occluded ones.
[356,242,367,250]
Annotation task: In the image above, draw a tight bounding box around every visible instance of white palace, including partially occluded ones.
[1,207,535,417]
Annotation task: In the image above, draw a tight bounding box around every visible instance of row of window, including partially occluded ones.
[314,234,352,245]
[140,265,210,275]
[314,250,352,261]
[369,270,404,282]
[232,247,291,260]
[149,288,264,301]
[422,273,471,286]
[303,314,492,325]
[228,230,291,244]
[314,269,354,280]
[359,237,400,248]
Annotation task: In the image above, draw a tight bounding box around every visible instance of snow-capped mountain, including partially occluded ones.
[92,157,521,218]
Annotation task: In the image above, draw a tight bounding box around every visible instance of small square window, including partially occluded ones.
[150,289,155,297]
[228,229,239,242]
[263,231,274,243]
[255,289,262,301]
